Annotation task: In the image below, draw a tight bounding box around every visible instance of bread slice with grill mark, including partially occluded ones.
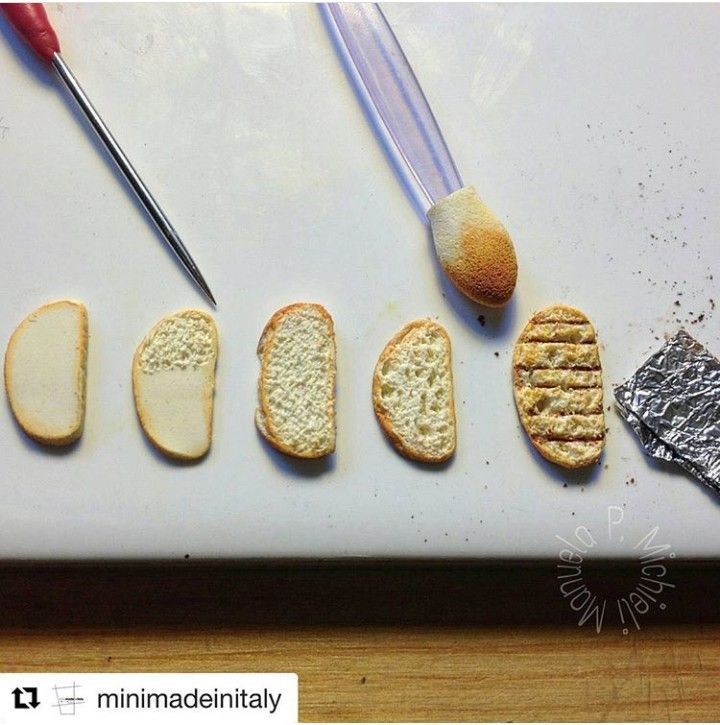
[512,304,605,468]
[372,319,456,463]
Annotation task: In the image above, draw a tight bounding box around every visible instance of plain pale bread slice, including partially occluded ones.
[4,299,88,445]
[133,309,218,461]
[255,303,336,459]
[428,186,517,307]
[373,320,456,463]
[512,303,605,468]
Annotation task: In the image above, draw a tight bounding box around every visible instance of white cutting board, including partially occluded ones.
[0,3,718,560]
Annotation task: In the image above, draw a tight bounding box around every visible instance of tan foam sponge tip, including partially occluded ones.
[512,304,605,468]
[373,319,456,463]
[4,299,88,446]
[132,309,218,461]
[255,303,336,459]
[428,186,518,307]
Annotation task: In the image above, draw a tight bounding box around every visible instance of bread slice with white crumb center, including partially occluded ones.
[255,303,336,459]
[4,299,88,445]
[373,320,456,463]
[133,309,218,461]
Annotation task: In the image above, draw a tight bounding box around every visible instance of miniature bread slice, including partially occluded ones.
[132,309,218,461]
[4,300,88,445]
[373,320,456,463]
[428,186,518,307]
[512,304,605,468]
[255,303,336,459]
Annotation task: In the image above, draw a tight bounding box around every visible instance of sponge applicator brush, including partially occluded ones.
[323,6,519,307]
[428,187,518,307]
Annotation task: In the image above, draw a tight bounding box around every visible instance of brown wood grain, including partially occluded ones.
[1,563,719,722]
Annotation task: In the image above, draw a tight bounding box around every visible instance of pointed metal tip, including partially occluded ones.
[184,257,217,308]
[196,276,217,308]
[178,252,217,307]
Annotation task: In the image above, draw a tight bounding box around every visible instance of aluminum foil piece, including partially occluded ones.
[614,330,720,493]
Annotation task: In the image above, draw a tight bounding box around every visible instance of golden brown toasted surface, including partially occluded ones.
[512,304,605,468]
[453,222,518,307]
[427,186,517,308]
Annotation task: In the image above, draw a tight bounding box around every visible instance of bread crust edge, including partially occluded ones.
[4,299,88,446]
[255,302,337,460]
[372,319,457,464]
[131,308,218,462]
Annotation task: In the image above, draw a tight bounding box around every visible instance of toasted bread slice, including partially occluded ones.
[512,304,605,468]
[428,186,517,307]
[4,300,88,445]
[373,320,456,463]
[132,309,218,461]
[255,303,336,459]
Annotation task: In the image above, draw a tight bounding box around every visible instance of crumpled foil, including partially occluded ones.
[614,330,720,493]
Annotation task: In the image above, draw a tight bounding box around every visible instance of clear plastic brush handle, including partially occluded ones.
[323,3,463,215]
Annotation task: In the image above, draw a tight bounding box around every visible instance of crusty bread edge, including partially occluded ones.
[372,319,457,464]
[255,302,337,459]
[519,303,588,328]
[511,303,605,469]
[132,309,218,462]
[4,299,88,446]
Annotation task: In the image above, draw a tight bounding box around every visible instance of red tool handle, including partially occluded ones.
[1,3,59,63]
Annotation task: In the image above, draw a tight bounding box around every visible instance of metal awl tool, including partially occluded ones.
[1,3,216,306]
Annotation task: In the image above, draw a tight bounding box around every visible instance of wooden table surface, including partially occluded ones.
[2,563,719,722]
